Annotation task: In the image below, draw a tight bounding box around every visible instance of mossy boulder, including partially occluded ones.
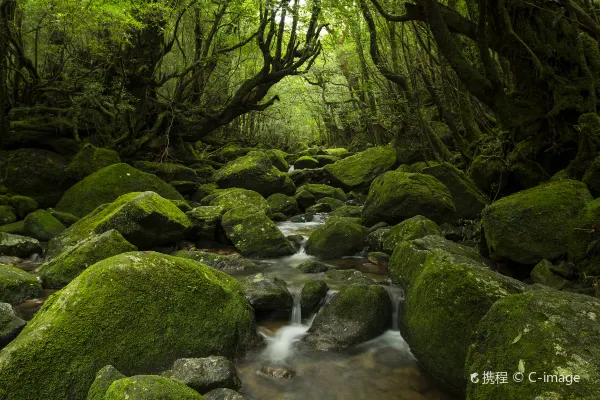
[294,156,319,169]
[315,197,345,211]
[362,171,455,226]
[468,155,508,195]
[48,192,192,258]
[242,273,293,313]
[56,163,185,218]
[305,219,364,259]
[104,375,203,400]
[0,264,42,304]
[330,205,362,218]
[162,356,241,394]
[206,188,269,214]
[294,190,316,211]
[314,155,338,167]
[402,249,527,391]
[9,196,38,219]
[186,206,225,242]
[530,259,569,290]
[24,209,66,241]
[324,146,397,190]
[324,269,376,286]
[382,215,441,253]
[297,260,332,273]
[3,149,69,207]
[193,183,219,203]
[0,252,256,400]
[301,280,329,316]
[267,194,299,216]
[37,230,137,288]
[264,149,289,172]
[568,198,600,276]
[0,233,42,258]
[295,184,347,201]
[0,196,8,206]
[483,180,592,265]
[192,164,216,184]
[0,303,26,348]
[214,152,294,197]
[221,207,294,258]
[172,250,262,273]
[204,388,246,400]
[0,206,16,225]
[324,148,349,157]
[366,227,391,252]
[0,221,25,235]
[466,290,600,400]
[132,161,198,183]
[66,144,121,181]
[421,162,488,220]
[213,144,253,163]
[304,285,391,351]
[86,365,126,400]
[582,155,600,197]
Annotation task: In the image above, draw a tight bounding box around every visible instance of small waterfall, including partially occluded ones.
[384,286,404,331]
[291,290,302,324]
[288,165,295,173]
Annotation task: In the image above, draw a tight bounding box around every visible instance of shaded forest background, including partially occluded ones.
[2,0,600,197]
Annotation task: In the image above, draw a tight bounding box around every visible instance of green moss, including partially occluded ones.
[0,232,42,257]
[186,206,224,241]
[323,146,397,190]
[294,190,316,211]
[403,250,527,391]
[207,188,269,214]
[0,264,42,304]
[37,230,137,288]
[530,259,569,289]
[242,273,293,312]
[294,156,319,169]
[568,198,600,276]
[0,221,25,235]
[266,194,299,216]
[66,144,121,182]
[314,155,338,166]
[9,196,38,219]
[483,180,592,264]
[86,365,126,400]
[104,375,203,399]
[47,209,80,227]
[300,280,329,316]
[362,171,455,226]
[56,163,185,218]
[305,219,364,259]
[295,184,346,201]
[324,148,349,157]
[0,206,16,225]
[193,183,219,203]
[582,155,600,197]
[0,196,8,206]
[316,197,345,210]
[213,144,253,163]
[0,252,255,400]
[132,161,197,183]
[264,149,289,172]
[382,216,441,253]
[47,192,192,258]
[466,290,600,400]
[323,269,375,286]
[172,250,261,273]
[24,210,66,241]
[330,205,362,218]
[468,155,508,195]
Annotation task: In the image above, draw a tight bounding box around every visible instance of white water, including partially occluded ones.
[288,165,295,173]
[384,285,404,331]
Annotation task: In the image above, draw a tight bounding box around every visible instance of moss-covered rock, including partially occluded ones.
[242,273,293,313]
[192,164,216,184]
[483,180,592,265]
[0,264,42,304]
[305,219,364,259]
[330,205,362,218]
[0,252,256,400]
[206,188,269,214]
[421,162,488,220]
[56,163,185,218]
[221,207,294,258]
[466,290,600,400]
[37,230,137,288]
[382,216,441,253]
[267,194,299,216]
[66,144,121,182]
[324,146,397,190]
[304,285,391,351]
[0,302,26,348]
[264,149,289,172]
[582,155,600,197]
[104,375,203,400]
[0,233,42,257]
[468,155,508,195]
[0,221,25,235]
[24,209,66,241]
[294,190,316,211]
[203,388,246,400]
[9,196,38,219]
[186,206,225,242]
[86,365,126,400]
[301,280,329,316]
[172,250,262,273]
[213,144,253,163]
[297,260,332,273]
[48,192,192,258]
[530,259,570,290]
[324,269,376,286]
[214,152,294,197]
[313,155,338,167]
[295,184,347,201]
[162,356,241,394]
[568,198,600,276]
[294,156,319,169]
[402,249,527,391]
[193,183,219,203]
[0,196,8,206]
[315,197,345,211]
[133,161,198,183]
[0,206,16,225]
[324,148,349,157]
[3,149,69,207]
[366,227,391,252]
[362,171,455,226]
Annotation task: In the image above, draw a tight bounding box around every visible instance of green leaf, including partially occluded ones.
[511,331,522,344]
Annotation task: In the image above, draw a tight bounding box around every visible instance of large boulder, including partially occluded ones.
[466,290,600,400]
[0,264,42,304]
[242,273,293,313]
[305,218,364,259]
[362,171,455,226]
[214,152,294,197]
[421,162,488,220]
[0,252,256,400]
[266,193,299,216]
[47,192,192,258]
[304,285,391,351]
[400,245,527,391]
[86,365,126,400]
[0,233,42,258]
[23,209,66,241]
[468,155,508,195]
[294,156,319,169]
[568,198,600,276]
[483,180,592,265]
[186,206,225,242]
[221,207,294,258]
[264,149,289,172]
[172,250,262,273]
[0,206,16,225]
[56,163,184,218]
[382,215,441,253]
[9,196,38,219]
[0,303,26,348]
[37,230,137,288]
[301,280,329,316]
[3,149,69,207]
[295,184,346,201]
[324,146,397,190]
[205,188,269,214]
[104,375,203,400]
[162,356,241,394]
[132,161,198,183]
[66,144,121,181]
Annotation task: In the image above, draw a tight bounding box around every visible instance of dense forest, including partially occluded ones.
[1,0,600,399]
